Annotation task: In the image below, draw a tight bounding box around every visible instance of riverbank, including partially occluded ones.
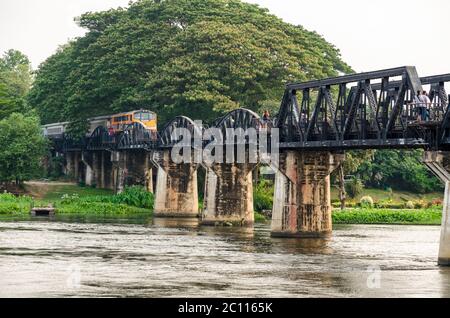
[0,183,154,216]
[332,207,442,225]
[0,182,443,225]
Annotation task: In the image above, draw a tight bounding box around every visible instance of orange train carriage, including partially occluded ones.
[43,110,158,140]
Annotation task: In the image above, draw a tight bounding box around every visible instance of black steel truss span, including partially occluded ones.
[87,126,115,151]
[49,67,450,153]
[277,66,450,150]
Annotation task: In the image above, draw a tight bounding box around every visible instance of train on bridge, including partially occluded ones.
[42,109,158,140]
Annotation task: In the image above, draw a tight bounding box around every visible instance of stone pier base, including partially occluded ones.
[152,150,199,218]
[271,151,344,238]
[112,150,154,194]
[423,151,450,266]
[201,162,257,226]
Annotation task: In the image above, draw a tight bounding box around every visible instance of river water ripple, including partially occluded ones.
[0,216,449,298]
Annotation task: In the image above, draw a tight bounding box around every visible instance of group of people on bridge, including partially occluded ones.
[413,90,434,122]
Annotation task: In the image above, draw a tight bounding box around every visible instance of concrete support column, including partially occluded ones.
[271,151,344,238]
[99,151,106,189]
[103,151,115,190]
[81,152,94,187]
[201,162,257,226]
[112,151,126,194]
[145,153,154,194]
[423,151,450,266]
[92,152,101,188]
[65,152,83,181]
[73,152,80,182]
[152,150,199,218]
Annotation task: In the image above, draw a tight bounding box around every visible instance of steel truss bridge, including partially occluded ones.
[50,66,450,152]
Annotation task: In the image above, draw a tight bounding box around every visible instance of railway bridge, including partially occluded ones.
[46,66,450,265]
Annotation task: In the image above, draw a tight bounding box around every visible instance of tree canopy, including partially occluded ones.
[0,113,48,184]
[0,49,33,119]
[28,0,351,133]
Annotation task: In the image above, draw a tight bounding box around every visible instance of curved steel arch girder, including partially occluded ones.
[117,122,155,150]
[159,116,202,147]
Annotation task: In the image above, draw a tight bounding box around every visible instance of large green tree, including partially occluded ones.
[0,113,48,185]
[355,150,441,194]
[0,49,33,119]
[28,0,351,134]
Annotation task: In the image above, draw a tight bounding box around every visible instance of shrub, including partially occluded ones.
[0,193,33,215]
[254,180,274,212]
[414,200,426,209]
[345,178,364,199]
[114,186,154,209]
[405,201,415,209]
[360,196,374,208]
[431,198,443,207]
[333,208,442,225]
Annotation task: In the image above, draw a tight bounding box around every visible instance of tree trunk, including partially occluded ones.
[338,165,346,210]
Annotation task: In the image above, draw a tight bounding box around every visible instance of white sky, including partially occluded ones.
[1,0,449,77]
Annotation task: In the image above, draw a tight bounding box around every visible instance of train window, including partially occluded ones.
[136,112,153,121]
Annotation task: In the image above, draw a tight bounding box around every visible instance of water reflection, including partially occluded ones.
[152,217,199,229]
[0,216,449,298]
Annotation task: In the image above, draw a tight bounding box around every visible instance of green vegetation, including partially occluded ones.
[254,212,268,223]
[28,0,351,134]
[0,193,32,215]
[254,179,274,212]
[330,187,443,208]
[0,49,33,120]
[0,185,153,216]
[40,184,114,201]
[0,113,48,185]
[335,150,441,209]
[332,208,442,225]
[345,178,364,199]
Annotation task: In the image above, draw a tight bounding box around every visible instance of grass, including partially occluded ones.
[254,212,268,223]
[1,184,153,216]
[332,207,442,225]
[42,185,114,201]
[55,202,150,215]
[0,193,33,215]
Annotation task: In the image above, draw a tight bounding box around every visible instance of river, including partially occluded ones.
[0,216,449,298]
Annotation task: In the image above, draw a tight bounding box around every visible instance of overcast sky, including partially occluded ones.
[1,0,449,77]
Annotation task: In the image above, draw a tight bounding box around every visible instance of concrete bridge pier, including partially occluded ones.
[271,151,344,238]
[64,151,82,181]
[111,150,154,193]
[81,152,94,186]
[423,151,450,266]
[201,162,258,226]
[152,150,199,218]
[89,151,115,190]
[111,151,125,193]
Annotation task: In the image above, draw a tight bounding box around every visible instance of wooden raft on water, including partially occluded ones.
[31,205,55,216]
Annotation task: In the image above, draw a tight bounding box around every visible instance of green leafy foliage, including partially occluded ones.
[58,186,154,211]
[254,179,273,212]
[0,50,33,120]
[28,0,351,134]
[356,150,441,193]
[333,208,442,225]
[359,196,374,208]
[0,113,48,183]
[0,193,32,215]
[345,178,364,199]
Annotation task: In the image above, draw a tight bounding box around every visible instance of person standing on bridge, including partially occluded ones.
[262,110,271,129]
[422,91,432,120]
[416,91,429,121]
